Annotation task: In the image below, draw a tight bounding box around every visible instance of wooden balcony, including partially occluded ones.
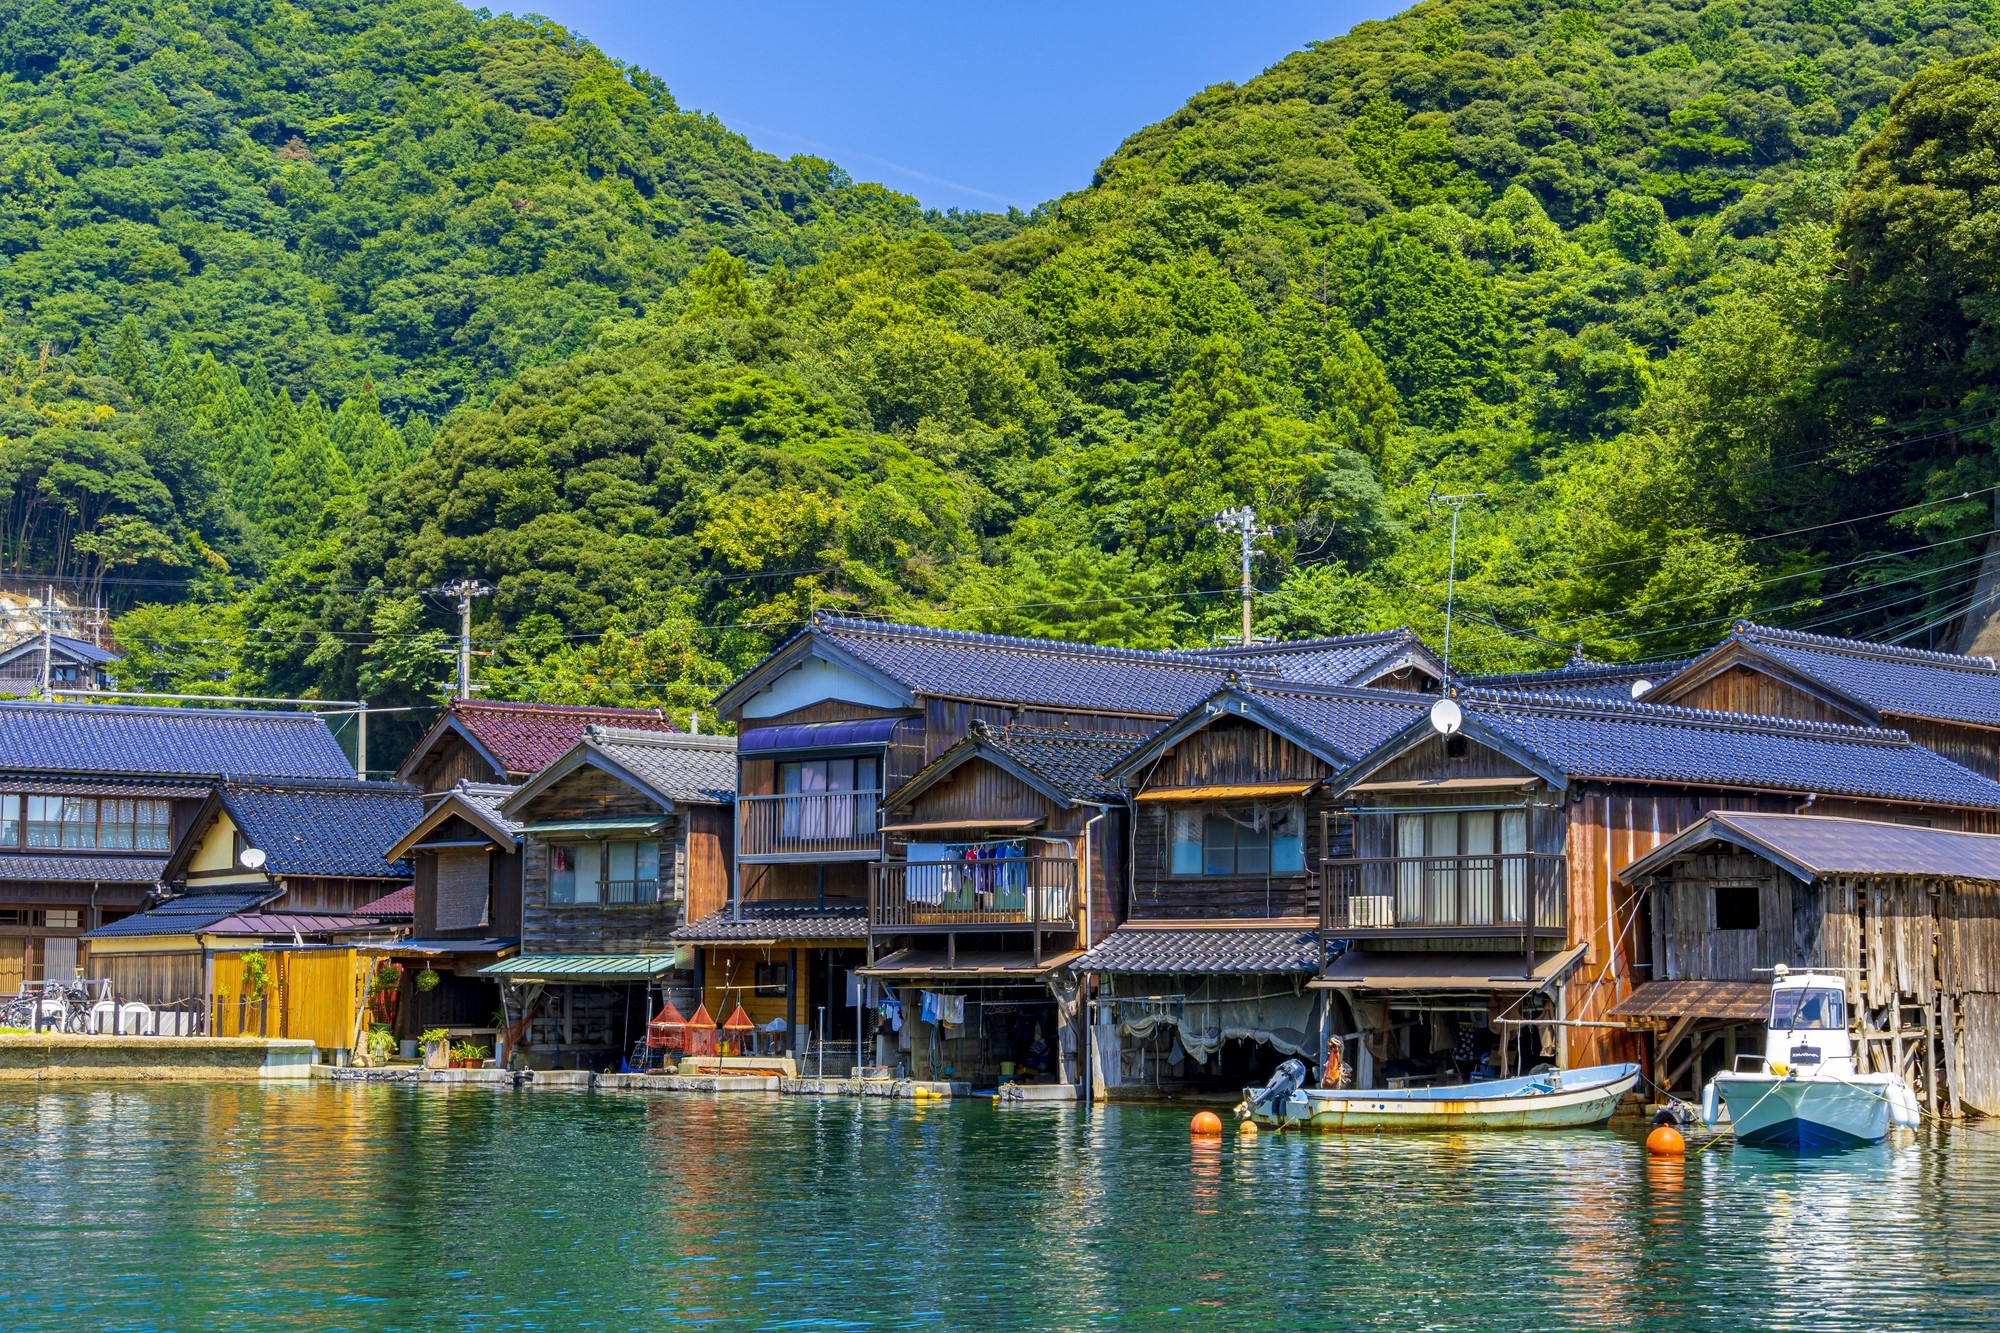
[870,857,1078,935]
[1320,854,1568,939]
[737,791,882,863]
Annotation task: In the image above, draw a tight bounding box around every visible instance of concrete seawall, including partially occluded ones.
[0,1035,315,1081]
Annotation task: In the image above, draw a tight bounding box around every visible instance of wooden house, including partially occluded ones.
[1646,621,2000,778]
[375,781,524,1050]
[483,726,736,1070]
[395,699,683,791]
[1080,682,1431,1098]
[81,777,421,1025]
[1616,812,2000,1117]
[1319,685,2000,1081]
[705,615,1441,1076]
[0,633,118,694]
[0,702,359,992]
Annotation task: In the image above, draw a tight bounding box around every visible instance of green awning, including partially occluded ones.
[478,953,684,982]
[517,818,665,837]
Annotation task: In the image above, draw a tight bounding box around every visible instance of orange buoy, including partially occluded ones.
[1237,1118,1259,1137]
[1190,1110,1223,1137]
[1646,1124,1685,1156]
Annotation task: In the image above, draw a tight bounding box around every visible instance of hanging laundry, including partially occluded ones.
[877,998,904,1033]
[904,843,951,905]
[920,991,942,1025]
[938,993,966,1027]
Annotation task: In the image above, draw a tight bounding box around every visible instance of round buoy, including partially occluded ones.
[1238,1118,1259,1137]
[1190,1110,1223,1137]
[1646,1124,1685,1156]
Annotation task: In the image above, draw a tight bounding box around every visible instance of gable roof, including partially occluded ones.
[0,702,354,780]
[889,723,1153,810]
[81,888,280,939]
[193,781,426,879]
[1330,689,2000,809]
[502,727,736,819]
[355,884,415,918]
[1654,621,2000,729]
[395,699,681,783]
[1470,654,1691,702]
[1105,682,1433,781]
[382,781,522,861]
[1620,811,2000,884]
[0,634,119,669]
[1178,628,1443,688]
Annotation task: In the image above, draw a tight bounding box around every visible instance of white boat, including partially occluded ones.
[1247,1063,1641,1132]
[1702,966,1921,1151]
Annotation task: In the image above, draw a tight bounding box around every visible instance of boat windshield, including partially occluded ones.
[1770,986,1845,1031]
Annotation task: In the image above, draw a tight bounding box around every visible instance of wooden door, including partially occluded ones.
[0,938,22,993]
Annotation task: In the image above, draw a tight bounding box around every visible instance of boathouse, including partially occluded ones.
[484,726,735,1070]
[1615,813,2000,1117]
[0,702,360,992]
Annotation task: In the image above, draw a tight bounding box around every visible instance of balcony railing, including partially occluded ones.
[738,791,881,861]
[1320,854,1567,935]
[871,857,1078,933]
[603,877,660,906]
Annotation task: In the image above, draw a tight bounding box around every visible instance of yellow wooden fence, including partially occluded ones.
[211,948,368,1052]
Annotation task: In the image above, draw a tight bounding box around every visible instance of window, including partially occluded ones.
[1169,804,1305,877]
[8,797,170,851]
[58,797,97,848]
[1714,886,1760,931]
[45,910,78,929]
[1391,808,1530,925]
[550,845,578,905]
[604,841,661,904]
[754,962,788,994]
[1770,987,1845,1032]
[0,796,17,847]
[549,842,663,907]
[779,755,880,839]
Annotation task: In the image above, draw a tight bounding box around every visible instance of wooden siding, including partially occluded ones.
[411,732,507,790]
[516,761,691,955]
[740,860,870,905]
[1662,663,1868,724]
[1897,715,2000,781]
[281,876,403,913]
[686,805,732,924]
[1360,733,1542,788]
[1146,715,1327,787]
[89,950,201,1006]
[1645,853,1851,982]
[894,757,1068,832]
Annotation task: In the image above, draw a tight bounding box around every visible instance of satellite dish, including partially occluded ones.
[1429,698,1463,736]
[1630,679,1654,699]
[239,847,267,870]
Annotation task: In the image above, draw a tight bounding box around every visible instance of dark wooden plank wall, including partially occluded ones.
[1360,734,1544,787]
[283,876,404,913]
[1663,664,1867,724]
[739,860,869,904]
[686,804,733,924]
[418,734,506,790]
[517,764,688,954]
[1896,716,2000,781]
[1645,853,1852,982]
[896,760,1068,831]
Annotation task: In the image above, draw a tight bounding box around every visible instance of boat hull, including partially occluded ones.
[1712,1074,1892,1150]
[1252,1064,1640,1132]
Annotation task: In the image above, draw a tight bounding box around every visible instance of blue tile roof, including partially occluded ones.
[1728,622,2000,728]
[221,781,425,878]
[82,889,279,939]
[1242,684,1435,763]
[0,634,119,668]
[1454,689,2000,809]
[0,854,166,884]
[810,616,1245,716]
[1470,655,1692,702]
[1179,629,1441,687]
[0,702,354,780]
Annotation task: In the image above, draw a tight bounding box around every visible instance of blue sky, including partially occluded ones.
[512,2,1398,213]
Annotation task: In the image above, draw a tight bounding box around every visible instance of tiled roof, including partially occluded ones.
[1242,684,1434,763]
[0,855,166,884]
[973,724,1153,803]
[1073,926,1324,974]
[205,912,386,937]
[1624,811,2000,882]
[0,634,119,667]
[446,700,680,777]
[586,728,736,805]
[82,890,278,939]
[1729,621,2000,727]
[1455,689,2000,808]
[355,885,414,918]
[672,904,869,942]
[810,616,1243,717]
[0,702,354,780]
[221,781,425,878]
[1470,656,1691,702]
[446,781,524,836]
[1181,629,1440,688]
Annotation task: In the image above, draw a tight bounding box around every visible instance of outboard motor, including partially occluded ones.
[1248,1058,1310,1115]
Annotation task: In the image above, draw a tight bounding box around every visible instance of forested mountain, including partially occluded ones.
[5,0,2000,753]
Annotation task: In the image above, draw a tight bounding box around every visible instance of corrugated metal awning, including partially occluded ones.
[739,717,902,754]
[858,949,1080,978]
[878,817,1045,833]
[478,953,683,981]
[1135,782,1317,801]
[517,818,665,836]
[1607,979,1770,1022]
[1313,943,1587,992]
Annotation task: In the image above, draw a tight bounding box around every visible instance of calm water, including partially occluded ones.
[4,1083,1998,1331]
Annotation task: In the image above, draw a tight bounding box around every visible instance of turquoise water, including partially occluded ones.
[3,1083,1997,1331]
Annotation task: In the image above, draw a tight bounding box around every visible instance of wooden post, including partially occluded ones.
[1923,996,1939,1118]
[1943,992,1964,1119]
[1890,994,1906,1081]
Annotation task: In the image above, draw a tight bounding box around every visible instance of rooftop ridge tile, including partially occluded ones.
[1737,620,2000,673]
[813,613,1273,674]
[1456,685,1913,745]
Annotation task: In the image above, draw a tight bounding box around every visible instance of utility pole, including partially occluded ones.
[1214,506,1272,647]
[1427,488,1486,685]
[441,579,494,700]
[39,584,53,701]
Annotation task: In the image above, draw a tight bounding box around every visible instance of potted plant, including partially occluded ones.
[449,1040,488,1069]
[420,1027,451,1069]
[415,967,440,994]
[365,1024,397,1068]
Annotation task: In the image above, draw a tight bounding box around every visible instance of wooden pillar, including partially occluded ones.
[785,949,799,1057]
[1923,995,1939,1118]
[1944,992,1964,1118]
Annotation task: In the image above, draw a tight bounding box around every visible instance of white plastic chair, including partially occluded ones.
[88,1000,117,1034]
[118,1002,154,1036]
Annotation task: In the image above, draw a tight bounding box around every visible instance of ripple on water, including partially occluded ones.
[2,1083,1997,1332]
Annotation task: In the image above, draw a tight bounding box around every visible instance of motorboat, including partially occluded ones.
[1243,1062,1640,1131]
[1701,966,1921,1150]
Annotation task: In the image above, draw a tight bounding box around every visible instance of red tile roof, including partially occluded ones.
[450,701,680,777]
[355,884,414,918]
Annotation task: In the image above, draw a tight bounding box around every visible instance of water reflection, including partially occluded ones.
[5,1087,2000,1330]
